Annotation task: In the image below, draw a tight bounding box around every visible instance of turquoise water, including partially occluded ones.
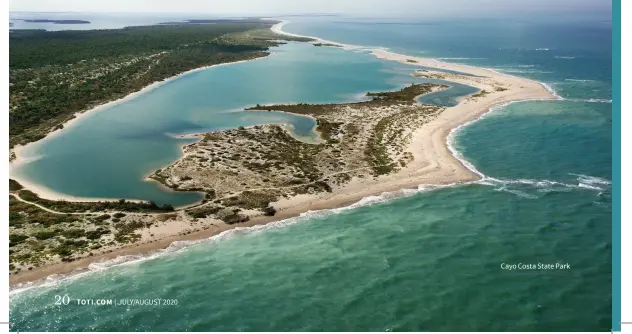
[9,185,610,331]
[12,42,445,207]
[9,15,612,331]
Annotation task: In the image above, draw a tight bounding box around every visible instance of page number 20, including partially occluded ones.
[54,295,71,305]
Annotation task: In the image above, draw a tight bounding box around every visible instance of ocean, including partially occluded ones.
[9,12,226,31]
[9,15,612,331]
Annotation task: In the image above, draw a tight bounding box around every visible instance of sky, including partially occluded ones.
[9,0,612,18]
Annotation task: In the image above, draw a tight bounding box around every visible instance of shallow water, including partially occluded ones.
[9,14,612,331]
[11,42,466,207]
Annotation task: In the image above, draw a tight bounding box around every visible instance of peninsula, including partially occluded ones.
[150,83,447,218]
[8,21,556,286]
[8,19,311,149]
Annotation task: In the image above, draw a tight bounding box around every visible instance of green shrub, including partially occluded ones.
[9,234,29,246]
[18,190,39,201]
[95,214,111,221]
[61,229,85,239]
[33,230,58,240]
[86,228,108,240]
[9,179,23,191]
[187,206,222,218]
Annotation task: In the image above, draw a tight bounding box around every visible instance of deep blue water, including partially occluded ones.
[9,15,612,331]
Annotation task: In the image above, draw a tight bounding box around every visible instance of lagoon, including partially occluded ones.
[10,42,472,207]
[9,15,613,331]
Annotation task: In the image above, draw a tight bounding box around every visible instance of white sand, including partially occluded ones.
[9,56,268,203]
[9,21,558,286]
[266,21,557,213]
[270,21,360,50]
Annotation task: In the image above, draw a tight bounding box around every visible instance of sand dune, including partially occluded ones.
[9,22,556,286]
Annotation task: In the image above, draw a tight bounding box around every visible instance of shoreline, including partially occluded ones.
[9,56,269,204]
[140,110,323,209]
[269,21,361,50]
[10,174,468,290]
[9,21,557,288]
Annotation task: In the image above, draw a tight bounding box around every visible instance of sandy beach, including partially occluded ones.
[10,22,556,287]
[9,56,268,204]
[270,21,360,50]
[260,21,556,213]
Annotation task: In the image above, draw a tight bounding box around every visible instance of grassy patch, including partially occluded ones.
[186,206,223,218]
[472,90,489,98]
[221,190,279,209]
[246,83,443,114]
[16,190,175,213]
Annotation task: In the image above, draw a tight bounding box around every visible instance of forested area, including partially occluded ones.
[9,20,305,148]
[7,21,317,272]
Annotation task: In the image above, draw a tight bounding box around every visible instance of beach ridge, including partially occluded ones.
[9,21,556,287]
[9,56,270,203]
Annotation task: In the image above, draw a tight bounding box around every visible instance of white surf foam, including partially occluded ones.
[444,89,582,190]
[9,19,482,295]
[477,174,611,200]
[577,183,604,191]
[570,173,612,186]
[262,23,611,205]
[540,82,564,100]
[11,19,604,295]
[10,179,473,295]
[537,83,610,103]
[565,79,596,82]
[565,98,612,103]
[444,97,551,180]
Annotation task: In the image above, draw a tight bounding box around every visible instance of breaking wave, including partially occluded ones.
[9,181,462,295]
[541,82,564,100]
[566,98,612,103]
[570,173,612,190]
[11,95,610,296]
[10,18,611,297]
[478,175,611,193]
[444,93,610,200]
[540,83,610,103]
